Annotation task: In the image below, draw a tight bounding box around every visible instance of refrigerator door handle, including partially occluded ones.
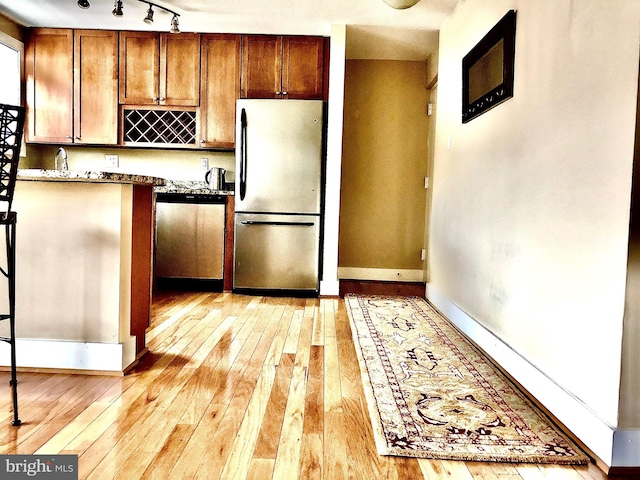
[239,108,248,201]
[240,220,315,227]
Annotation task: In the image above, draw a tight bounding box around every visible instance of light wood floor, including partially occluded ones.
[0,291,628,479]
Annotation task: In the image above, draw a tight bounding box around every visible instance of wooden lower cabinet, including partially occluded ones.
[224,196,235,291]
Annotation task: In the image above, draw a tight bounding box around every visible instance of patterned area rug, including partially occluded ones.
[345,294,588,464]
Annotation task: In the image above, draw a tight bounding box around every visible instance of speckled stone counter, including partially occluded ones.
[17,169,166,186]
[154,179,234,195]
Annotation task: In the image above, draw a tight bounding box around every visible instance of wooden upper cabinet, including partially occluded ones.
[241,35,282,99]
[26,28,118,145]
[200,34,241,149]
[74,30,118,144]
[282,36,324,100]
[25,29,74,143]
[119,31,159,105]
[241,35,324,100]
[162,33,201,106]
[119,31,200,106]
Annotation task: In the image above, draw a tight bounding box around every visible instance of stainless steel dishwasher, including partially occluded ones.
[155,193,226,289]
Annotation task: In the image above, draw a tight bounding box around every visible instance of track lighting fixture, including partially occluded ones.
[144,5,154,24]
[112,0,123,17]
[138,1,181,33]
[77,1,182,33]
[170,14,180,34]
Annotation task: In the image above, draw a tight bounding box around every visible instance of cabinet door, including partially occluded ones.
[241,35,283,98]
[161,33,201,106]
[25,28,74,143]
[74,30,118,144]
[200,34,240,149]
[119,31,160,105]
[282,36,325,100]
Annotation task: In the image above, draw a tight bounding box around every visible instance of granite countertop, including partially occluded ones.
[17,169,167,186]
[155,179,235,196]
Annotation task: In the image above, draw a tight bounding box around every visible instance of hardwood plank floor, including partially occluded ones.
[0,291,630,479]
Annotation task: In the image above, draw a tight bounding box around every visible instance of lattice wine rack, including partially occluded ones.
[122,108,197,146]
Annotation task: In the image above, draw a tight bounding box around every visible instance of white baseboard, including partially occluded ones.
[612,429,640,467]
[320,279,340,297]
[338,267,424,283]
[425,284,638,468]
[0,337,137,373]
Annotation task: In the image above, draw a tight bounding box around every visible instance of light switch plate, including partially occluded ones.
[105,154,119,168]
[200,157,209,170]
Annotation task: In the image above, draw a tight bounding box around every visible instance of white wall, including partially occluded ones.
[320,24,346,296]
[428,0,640,466]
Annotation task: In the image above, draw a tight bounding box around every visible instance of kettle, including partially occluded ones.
[205,167,226,191]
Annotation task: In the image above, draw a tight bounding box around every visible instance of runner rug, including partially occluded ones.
[344,294,588,464]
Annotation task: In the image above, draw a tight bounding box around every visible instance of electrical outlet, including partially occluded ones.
[200,158,209,170]
[105,154,119,168]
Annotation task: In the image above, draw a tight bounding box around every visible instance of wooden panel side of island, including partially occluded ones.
[131,184,154,356]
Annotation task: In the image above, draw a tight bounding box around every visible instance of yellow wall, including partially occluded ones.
[338,59,429,275]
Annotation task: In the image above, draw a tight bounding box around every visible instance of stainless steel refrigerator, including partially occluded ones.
[233,99,324,294]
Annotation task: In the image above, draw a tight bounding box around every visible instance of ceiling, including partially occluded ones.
[0,0,458,60]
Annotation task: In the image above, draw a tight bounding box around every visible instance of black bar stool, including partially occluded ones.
[0,103,26,427]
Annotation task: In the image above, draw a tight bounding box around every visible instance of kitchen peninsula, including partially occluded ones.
[0,169,165,375]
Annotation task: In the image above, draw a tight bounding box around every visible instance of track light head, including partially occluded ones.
[170,14,180,34]
[144,5,154,24]
[112,0,123,17]
[77,0,90,9]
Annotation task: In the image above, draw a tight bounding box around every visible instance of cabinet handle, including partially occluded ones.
[159,97,166,101]
[282,92,288,96]
[275,91,281,95]
[66,135,73,139]
[200,139,205,144]
[152,96,159,101]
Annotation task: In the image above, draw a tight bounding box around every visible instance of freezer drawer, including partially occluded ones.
[233,213,320,291]
[156,201,225,279]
